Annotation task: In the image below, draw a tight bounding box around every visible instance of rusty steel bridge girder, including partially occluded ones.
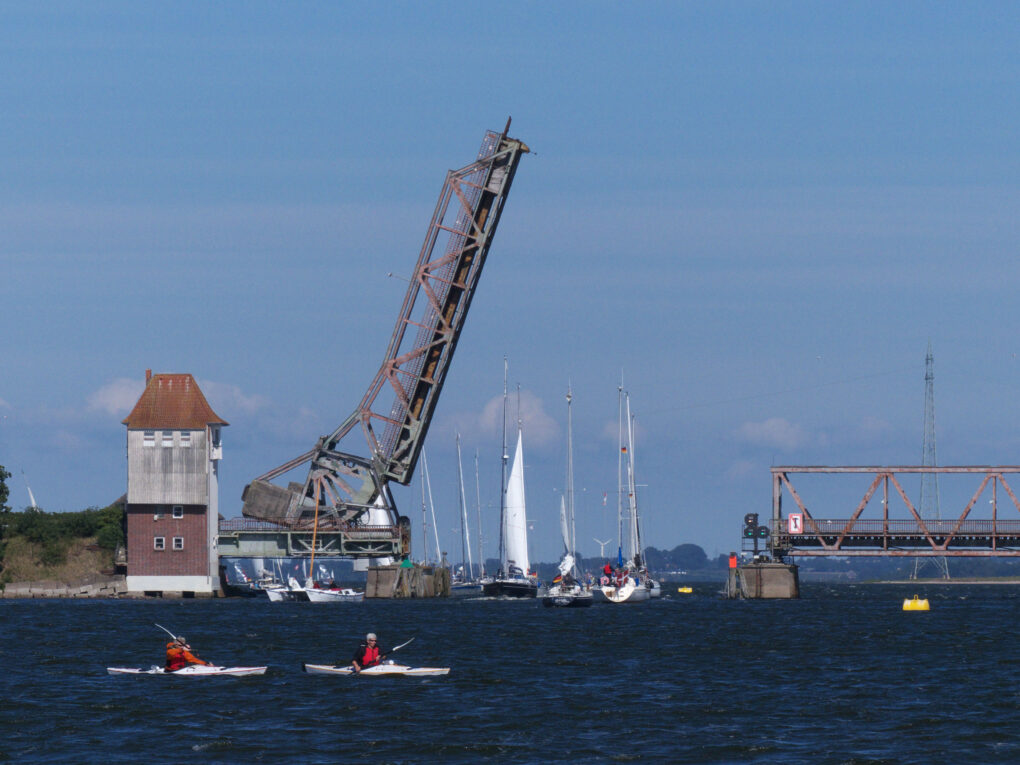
[770,466,1020,557]
[241,123,528,536]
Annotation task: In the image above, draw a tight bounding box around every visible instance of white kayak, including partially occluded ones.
[107,665,267,677]
[303,662,449,677]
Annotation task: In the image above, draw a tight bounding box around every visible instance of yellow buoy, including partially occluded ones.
[902,594,930,611]
[677,586,693,594]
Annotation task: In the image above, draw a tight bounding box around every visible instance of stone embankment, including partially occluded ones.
[0,573,128,599]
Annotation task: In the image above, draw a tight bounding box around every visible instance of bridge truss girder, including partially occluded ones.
[241,123,528,536]
[770,466,1020,557]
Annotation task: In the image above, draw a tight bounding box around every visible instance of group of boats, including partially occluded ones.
[258,576,364,603]
[224,367,661,610]
[463,367,662,608]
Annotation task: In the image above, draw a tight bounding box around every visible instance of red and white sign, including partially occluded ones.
[788,513,803,534]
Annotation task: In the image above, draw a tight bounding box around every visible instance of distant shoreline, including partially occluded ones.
[870,578,1020,585]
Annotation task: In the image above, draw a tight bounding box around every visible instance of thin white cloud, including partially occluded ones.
[853,416,892,440]
[87,378,145,416]
[735,417,808,451]
[725,459,758,480]
[471,390,559,447]
[259,405,323,442]
[53,429,85,451]
[198,379,270,416]
[601,415,646,445]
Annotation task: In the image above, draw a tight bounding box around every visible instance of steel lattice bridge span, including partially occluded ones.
[769,466,1020,558]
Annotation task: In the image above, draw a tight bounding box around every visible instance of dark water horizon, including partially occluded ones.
[2,582,1019,764]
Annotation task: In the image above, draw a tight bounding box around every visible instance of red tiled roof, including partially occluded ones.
[122,373,229,429]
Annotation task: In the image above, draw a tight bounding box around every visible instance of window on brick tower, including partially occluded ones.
[154,537,165,551]
[162,431,174,447]
[172,505,184,519]
[173,537,184,551]
[180,431,191,447]
[143,431,155,447]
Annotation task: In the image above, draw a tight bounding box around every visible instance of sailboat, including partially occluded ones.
[450,434,482,597]
[291,483,365,603]
[544,386,592,607]
[593,387,657,603]
[481,362,537,598]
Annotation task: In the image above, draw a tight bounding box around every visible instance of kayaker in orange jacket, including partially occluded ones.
[165,636,212,671]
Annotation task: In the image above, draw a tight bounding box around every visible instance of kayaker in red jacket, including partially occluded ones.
[165,636,212,671]
[351,633,387,673]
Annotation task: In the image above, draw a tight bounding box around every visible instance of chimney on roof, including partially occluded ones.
[145,369,152,384]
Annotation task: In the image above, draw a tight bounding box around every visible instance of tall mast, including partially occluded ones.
[456,433,473,578]
[498,357,509,573]
[616,382,624,567]
[626,394,642,566]
[516,382,528,571]
[420,458,428,564]
[475,449,485,578]
[423,450,442,567]
[566,384,577,577]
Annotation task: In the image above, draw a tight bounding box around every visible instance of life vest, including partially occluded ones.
[166,642,188,671]
[166,642,206,670]
[362,644,381,667]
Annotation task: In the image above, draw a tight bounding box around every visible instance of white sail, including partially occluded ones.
[557,553,575,578]
[557,495,574,577]
[367,496,394,567]
[559,495,570,553]
[504,431,529,575]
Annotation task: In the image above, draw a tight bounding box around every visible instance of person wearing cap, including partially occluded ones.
[165,635,212,672]
[351,633,387,673]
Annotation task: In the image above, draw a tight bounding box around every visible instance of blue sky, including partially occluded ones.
[3,3,1020,564]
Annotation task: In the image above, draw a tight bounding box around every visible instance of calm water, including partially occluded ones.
[2,583,1019,764]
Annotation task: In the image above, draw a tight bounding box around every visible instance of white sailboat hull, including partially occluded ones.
[264,586,298,602]
[542,583,593,608]
[592,577,651,604]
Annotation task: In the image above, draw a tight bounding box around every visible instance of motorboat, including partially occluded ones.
[303,584,364,603]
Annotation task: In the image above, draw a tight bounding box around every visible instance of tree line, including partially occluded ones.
[0,464,124,577]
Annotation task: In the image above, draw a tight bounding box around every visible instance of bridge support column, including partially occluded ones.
[736,561,800,599]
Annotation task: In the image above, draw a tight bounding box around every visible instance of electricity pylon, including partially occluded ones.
[912,342,950,580]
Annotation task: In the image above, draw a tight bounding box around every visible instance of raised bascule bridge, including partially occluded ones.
[218,122,529,575]
[729,465,1020,599]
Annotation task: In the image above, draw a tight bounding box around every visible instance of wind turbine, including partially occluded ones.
[593,538,611,558]
[22,469,38,510]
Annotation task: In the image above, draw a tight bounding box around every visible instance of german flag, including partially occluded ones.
[552,575,562,584]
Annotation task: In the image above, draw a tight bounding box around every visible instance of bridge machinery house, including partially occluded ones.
[122,370,228,597]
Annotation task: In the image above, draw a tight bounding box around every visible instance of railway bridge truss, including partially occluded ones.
[769,466,1020,558]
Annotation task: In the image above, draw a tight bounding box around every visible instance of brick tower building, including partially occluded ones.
[122,370,228,596]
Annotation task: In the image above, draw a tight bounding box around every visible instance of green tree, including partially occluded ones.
[0,464,10,513]
[0,464,10,578]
